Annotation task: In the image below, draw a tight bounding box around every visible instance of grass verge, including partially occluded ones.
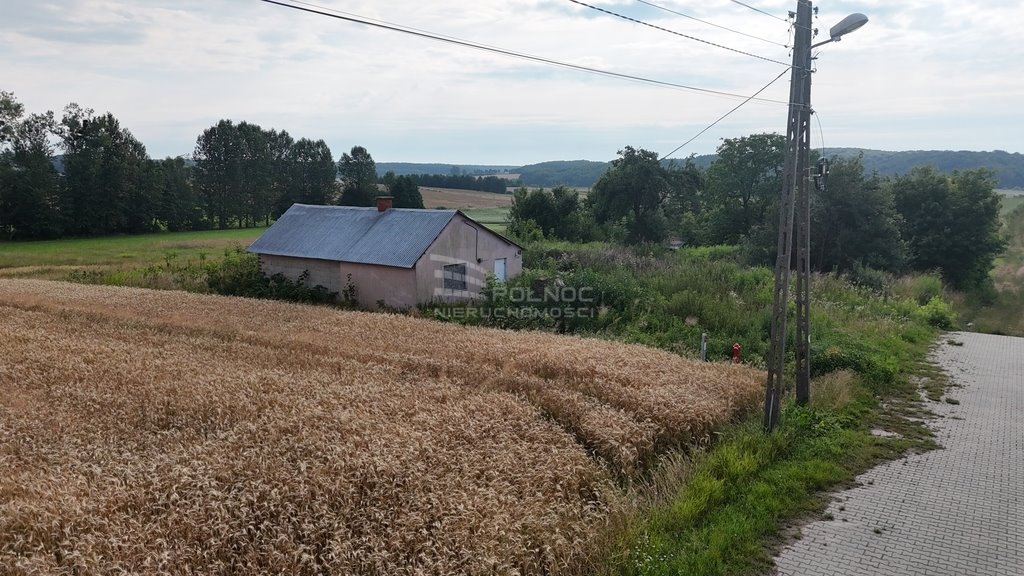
[605,363,942,576]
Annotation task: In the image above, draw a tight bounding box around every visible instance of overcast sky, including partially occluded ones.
[2,0,1022,165]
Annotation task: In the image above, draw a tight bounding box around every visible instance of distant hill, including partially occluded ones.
[514,160,610,188]
[687,149,1024,189]
[824,149,1024,188]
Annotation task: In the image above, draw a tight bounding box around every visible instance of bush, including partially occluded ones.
[848,262,889,294]
[206,248,341,305]
[916,296,957,329]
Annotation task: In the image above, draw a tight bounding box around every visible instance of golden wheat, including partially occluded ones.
[0,280,763,574]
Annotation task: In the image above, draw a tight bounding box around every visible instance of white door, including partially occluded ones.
[494,258,507,282]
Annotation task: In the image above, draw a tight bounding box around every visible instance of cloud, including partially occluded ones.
[0,0,1021,163]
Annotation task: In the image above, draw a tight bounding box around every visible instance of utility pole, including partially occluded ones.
[763,0,813,432]
[793,3,814,408]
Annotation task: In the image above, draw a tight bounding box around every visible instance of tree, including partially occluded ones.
[811,155,906,273]
[0,90,24,145]
[155,157,203,232]
[508,186,590,241]
[194,119,242,229]
[338,145,377,206]
[892,166,1006,289]
[280,138,336,212]
[60,105,154,235]
[266,128,296,219]
[0,104,62,239]
[704,133,784,244]
[388,175,423,208]
[662,158,705,245]
[589,146,673,244]
[237,121,272,227]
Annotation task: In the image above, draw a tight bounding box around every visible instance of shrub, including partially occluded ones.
[206,248,340,304]
[916,296,957,329]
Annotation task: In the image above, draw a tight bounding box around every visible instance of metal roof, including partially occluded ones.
[247,204,461,268]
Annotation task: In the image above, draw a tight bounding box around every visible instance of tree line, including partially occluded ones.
[509,134,1006,291]
[0,91,424,240]
[406,173,508,194]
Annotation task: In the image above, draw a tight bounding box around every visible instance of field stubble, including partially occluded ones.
[0,280,762,574]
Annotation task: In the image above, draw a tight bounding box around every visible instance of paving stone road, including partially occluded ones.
[774,332,1024,576]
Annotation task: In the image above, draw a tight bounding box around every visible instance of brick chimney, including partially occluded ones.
[376,195,394,212]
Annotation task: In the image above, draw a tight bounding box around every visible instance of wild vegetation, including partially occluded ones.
[0,279,763,574]
[953,193,1024,336]
[506,138,1006,295]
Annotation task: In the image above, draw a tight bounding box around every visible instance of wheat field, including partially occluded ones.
[0,280,763,575]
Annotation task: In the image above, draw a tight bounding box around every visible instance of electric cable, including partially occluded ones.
[260,0,790,104]
[634,0,788,47]
[659,66,790,159]
[728,0,790,23]
[568,0,791,67]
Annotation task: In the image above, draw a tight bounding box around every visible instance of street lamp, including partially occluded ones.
[763,2,867,433]
[819,13,869,47]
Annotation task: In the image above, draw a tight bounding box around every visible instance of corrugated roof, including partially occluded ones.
[248,204,458,268]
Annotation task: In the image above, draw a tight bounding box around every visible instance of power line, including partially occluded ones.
[813,108,826,159]
[259,0,790,105]
[634,0,788,48]
[728,0,790,23]
[568,0,791,67]
[659,67,790,159]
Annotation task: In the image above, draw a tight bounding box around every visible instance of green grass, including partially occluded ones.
[0,227,266,274]
[610,351,937,576]
[462,206,509,223]
[999,194,1024,217]
[462,206,510,234]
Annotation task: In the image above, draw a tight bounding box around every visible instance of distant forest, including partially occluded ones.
[376,163,517,177]
[399,149,1024,190]
[404,173,508,194]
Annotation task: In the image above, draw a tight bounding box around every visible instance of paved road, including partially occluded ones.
[774,332,1024,576]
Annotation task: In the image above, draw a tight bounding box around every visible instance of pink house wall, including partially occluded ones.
[415,213,522,303]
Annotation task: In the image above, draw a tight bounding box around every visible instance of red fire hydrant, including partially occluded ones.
[731,343,741,364]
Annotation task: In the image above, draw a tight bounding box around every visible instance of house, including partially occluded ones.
[247,197,523,309]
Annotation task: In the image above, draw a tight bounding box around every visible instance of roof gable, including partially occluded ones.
[248,204,458,268]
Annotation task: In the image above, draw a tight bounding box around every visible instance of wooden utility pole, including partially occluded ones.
[763,0,814,432]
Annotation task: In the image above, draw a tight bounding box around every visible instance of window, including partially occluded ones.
[443,263,467,291]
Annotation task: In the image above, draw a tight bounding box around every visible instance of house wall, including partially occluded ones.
[258,255,417,309]
[259,254,343,293]
[415,213,523,303]
[338,262,417,309]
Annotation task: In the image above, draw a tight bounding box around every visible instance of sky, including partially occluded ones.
[2,0,1022,165]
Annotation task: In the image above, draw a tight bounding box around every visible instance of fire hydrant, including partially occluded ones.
[731,343,741,364]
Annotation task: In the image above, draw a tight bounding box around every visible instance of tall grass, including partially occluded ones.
[439,242,946,382]
[951,200,1024,335]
